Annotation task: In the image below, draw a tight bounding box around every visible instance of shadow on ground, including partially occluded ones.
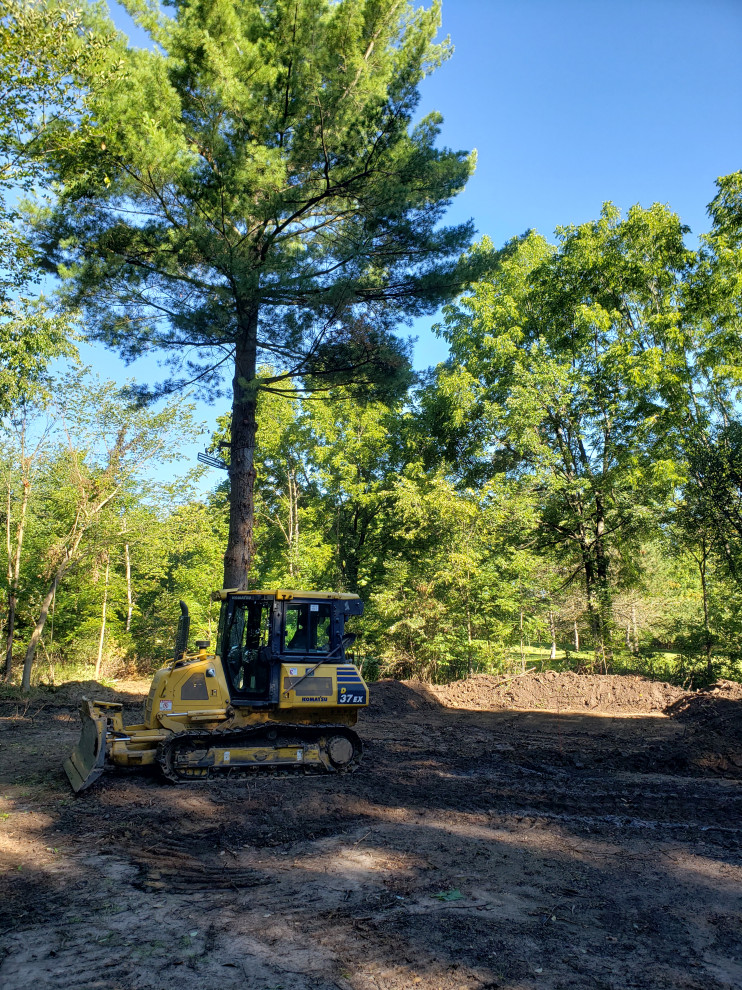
[1,676,741,990]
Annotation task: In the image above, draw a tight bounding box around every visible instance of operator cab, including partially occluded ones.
[214,590,363,706]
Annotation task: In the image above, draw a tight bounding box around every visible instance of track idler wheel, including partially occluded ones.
[327,734,356,769]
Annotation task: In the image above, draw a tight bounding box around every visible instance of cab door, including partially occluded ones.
[221,599,273,701]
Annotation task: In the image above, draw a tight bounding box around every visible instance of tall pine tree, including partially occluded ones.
[35,0,482,587]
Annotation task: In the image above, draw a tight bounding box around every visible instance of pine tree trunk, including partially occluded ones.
[292,470,300,581]
[581,540,598,650]
[699,553,713,680]
[287,467,300,581]
[4,466,11,679]
[223,315,259,589]
[594,493,612,667]
[466,578,473,677]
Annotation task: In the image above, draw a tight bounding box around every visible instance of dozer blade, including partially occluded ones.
[64,699,108,793]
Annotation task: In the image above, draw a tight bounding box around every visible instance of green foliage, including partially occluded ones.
[29,0,490,585]
[130,500,226,662]
[0,298,78,414]
[2,370,207,685]
[2,35,741,699]
[0,2,118,422]
[0,0,116,301]
[427,204,696,658]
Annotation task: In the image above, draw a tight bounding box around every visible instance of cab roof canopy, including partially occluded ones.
[211,589,361,603]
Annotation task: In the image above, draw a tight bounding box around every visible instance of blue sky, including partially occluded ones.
[94,0,741,460]
[412,0,742,364]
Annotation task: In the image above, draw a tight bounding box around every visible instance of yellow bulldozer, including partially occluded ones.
[64,589,368,792]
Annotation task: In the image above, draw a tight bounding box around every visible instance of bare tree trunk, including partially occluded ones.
[581,541,598,650]
[699,552,714,680]
[549,611,557,660]
[95,555,110,679]
[466,573,473,677]
[631,603,639,653]
[573,619,579,652]
[22,570,62,692]
[4,465,11,678]
[594,493,612,669]
[124,540,133,634]
[49,584,55,650]
[5,469,30,682]
[22,527,86,692]
[224,316,258,589]
[287,467,300,581]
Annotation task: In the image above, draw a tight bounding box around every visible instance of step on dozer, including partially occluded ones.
[64,589,368,792]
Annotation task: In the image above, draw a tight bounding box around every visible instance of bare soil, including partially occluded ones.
[1,671,741,990]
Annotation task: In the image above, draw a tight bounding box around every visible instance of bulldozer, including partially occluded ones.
[64,589,368,792]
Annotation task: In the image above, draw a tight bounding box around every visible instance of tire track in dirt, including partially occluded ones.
[1,673,741,989]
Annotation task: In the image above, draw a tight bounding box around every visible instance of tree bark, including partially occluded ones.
[581,538,598,647]
[288,467,300,581]
[699,550,714,680]
[466,574,473,677]
[22,569,63,692]
[5,470,30,682]
[594,492,612,666]
[95,554,110,679]
[549,610,557,660]
[124,541,133,633]
[22,527,85,692]
[223,314,259,589]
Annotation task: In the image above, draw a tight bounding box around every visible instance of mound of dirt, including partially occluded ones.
[428,669,688,714]
[667,678,742,718]
[2,679,150,708]
[655,679,742,777]
[365,678,442,719]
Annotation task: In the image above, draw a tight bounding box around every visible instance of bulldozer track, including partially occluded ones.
[155,723,362,783]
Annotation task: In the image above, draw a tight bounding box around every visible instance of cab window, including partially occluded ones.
[223,601,272,695]
[284,603,332,654]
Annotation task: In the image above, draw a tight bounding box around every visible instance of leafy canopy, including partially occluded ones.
[0,0,115,300]
[38,0,482,397]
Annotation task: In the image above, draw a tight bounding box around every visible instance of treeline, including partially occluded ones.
[2,2,741,689]
[236,183,742,688]
[4,179,742,688]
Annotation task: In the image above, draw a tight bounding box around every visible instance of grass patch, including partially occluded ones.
[500,642,740,687]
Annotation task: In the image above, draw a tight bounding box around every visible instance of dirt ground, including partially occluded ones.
[1,670,741,990]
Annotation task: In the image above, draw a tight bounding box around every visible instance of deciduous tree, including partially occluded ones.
[20,376,200,689]
[430,204,693,659]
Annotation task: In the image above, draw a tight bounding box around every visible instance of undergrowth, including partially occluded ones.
[2,643,740,697]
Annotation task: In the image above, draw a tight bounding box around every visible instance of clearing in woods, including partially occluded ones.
[1,671,741,990]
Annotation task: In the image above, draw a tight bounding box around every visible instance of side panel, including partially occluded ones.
[154,657,233,731]
[278,663,369,710]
